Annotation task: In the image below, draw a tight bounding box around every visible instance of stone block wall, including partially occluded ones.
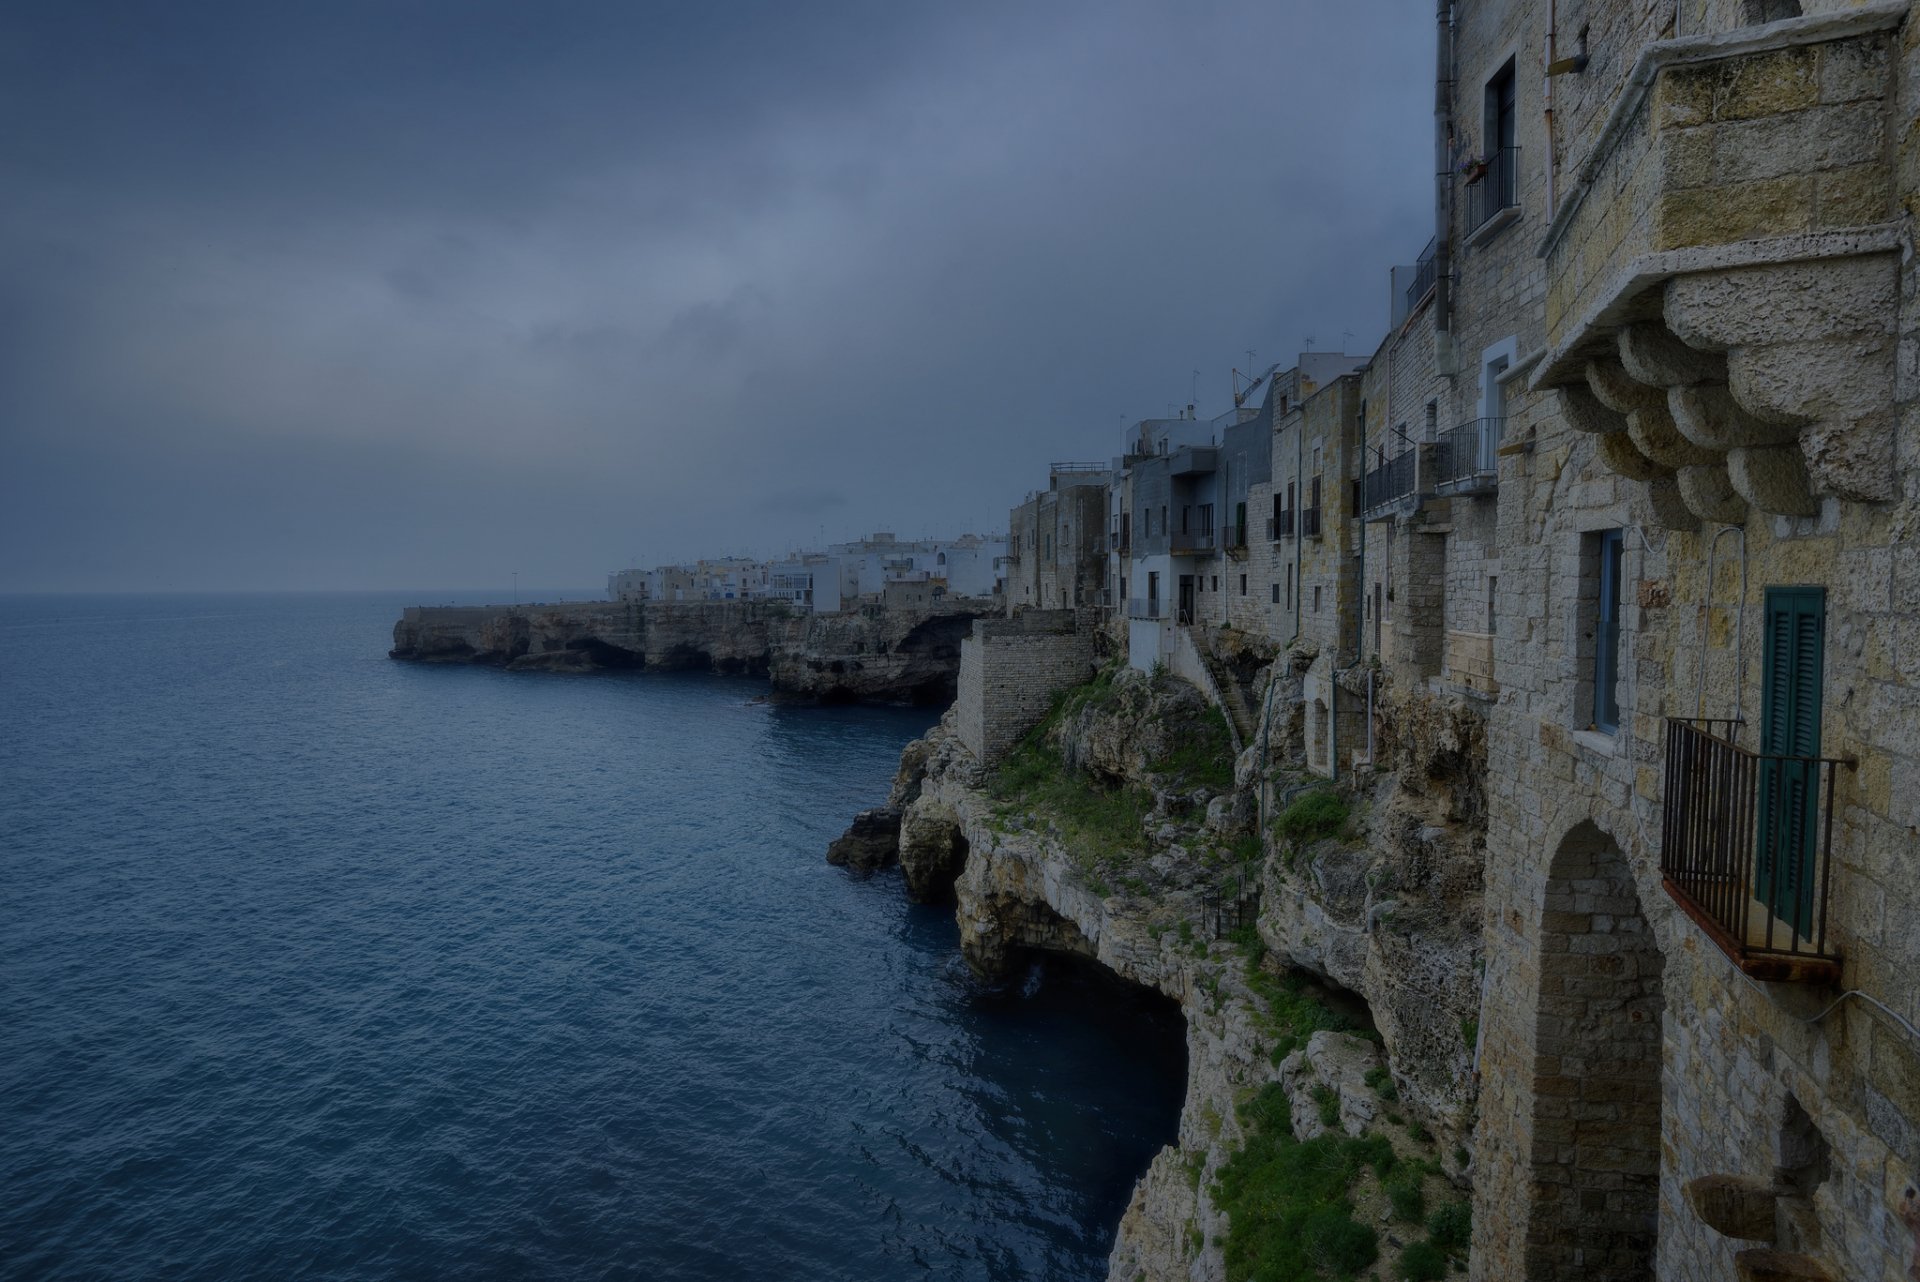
[954,612,1096,766]
[1471,6,1920,1281]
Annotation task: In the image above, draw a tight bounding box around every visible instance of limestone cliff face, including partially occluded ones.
[1255,679,1488,1148]
[849,667,1477,1280]
[389,599,992,704]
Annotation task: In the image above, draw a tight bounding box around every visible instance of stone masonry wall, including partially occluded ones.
[954,612,1096,767]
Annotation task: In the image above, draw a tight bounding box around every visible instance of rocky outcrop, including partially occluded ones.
[389,598,994,704]
[839,663,1474,1280]
[1253,692,1487,1149]
[824,809,901,873]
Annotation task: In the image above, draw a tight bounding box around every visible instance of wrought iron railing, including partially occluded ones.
[1170,528,1217,554]
[1300,506,1322,538]
[1363,451,1417,512]
[1125,597,1164,620]
[1659,717,1847,982]
[1267,510,1293,541]
[1224,522,1248,551]
[1466,146,1520,233]
[1406,236,1437,317]
[1434,417,1503,492]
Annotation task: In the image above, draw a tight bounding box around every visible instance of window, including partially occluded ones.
[1239,574,1247,596]
[1487,575,1498,634]
[1286,565,1293,610]
[1272,583,1280,604]
[1486,58,1516,160]
[1148,571,1160,611]
[1313,585,1321,612]
[1425,400,1439,441]
[1587,529,1624,733]
[1211,575,1219,592]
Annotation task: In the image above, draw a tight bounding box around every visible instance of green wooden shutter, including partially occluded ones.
[1757,587,1824,937]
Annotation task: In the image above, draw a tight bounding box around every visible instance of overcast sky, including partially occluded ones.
[1,1,1434,593]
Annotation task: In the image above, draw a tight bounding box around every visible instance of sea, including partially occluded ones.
[0,592,1186,1281]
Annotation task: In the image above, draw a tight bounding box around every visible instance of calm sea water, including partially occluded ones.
[0,593,1184,1281]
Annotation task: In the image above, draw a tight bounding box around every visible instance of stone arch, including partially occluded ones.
[1526,820,1666,1280]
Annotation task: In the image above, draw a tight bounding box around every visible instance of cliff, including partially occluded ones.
[832,663,1484,1280]
[389,598,992,704]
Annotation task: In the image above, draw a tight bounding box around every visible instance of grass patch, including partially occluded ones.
[990,736,1151,868]
[1313,1085,1341,1128]
[1242,967,1357,1064]
[1272,789,1350,861]
[1153,704,1236,793]
[1214,1083,1395,1282]
[1364,1065,1399,1103]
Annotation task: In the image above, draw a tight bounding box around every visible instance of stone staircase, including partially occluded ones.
[1181,627,1259,751]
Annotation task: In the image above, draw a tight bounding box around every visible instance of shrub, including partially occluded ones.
[1314,1085,1341,1128]
[1364,1065,1399,1102]
[1398,1240,1448,1282]
[1214,1083,1396,1282]
[1385,1170,1426,1223]
[1427,1200,1471,1253]
[1273,789,1349,852]
[1302,1208,1378,1276]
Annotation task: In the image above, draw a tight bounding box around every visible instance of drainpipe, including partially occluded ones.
[1294,404,1305,644]
[1545,0,1558,213]
[1434,0,1455,339]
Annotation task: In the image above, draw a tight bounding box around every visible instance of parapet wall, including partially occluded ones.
[955,611,1096,765]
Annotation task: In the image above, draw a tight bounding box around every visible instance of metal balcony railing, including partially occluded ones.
[1267,510,1293,541]
[1434,417,1504,493]
[1125,597,1164,620]
[1659,718,1848,983]
[1300,506,1322,538]
[1406,236,1437,317]
[1224,522,1248,551]
[1170,528,1217,554]
[1362,451,1418,513]
[1465,146,1520,234]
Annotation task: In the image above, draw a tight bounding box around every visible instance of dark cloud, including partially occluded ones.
[0,0,1435,591]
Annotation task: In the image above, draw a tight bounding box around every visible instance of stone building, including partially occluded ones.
[1007,464,1111,614]
[1431,2,1920,1280]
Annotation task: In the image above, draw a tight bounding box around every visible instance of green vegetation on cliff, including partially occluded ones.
[1214,1083,1390,1281]
[987,666,1238,879]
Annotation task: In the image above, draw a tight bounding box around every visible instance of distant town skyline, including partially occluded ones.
[0,0,1431,592]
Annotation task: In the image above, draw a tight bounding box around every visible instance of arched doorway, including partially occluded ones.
[1526,821,1666,1278]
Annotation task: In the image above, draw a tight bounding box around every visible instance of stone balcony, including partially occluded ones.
[1531,4,1908,527]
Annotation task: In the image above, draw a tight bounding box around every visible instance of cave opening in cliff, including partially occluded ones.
[1525,821,1665,1281]
[912,827,968,906]
[564,637,644,669]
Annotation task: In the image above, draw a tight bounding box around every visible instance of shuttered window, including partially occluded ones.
[1758,586,1825,936]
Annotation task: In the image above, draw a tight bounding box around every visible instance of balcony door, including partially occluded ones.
[1178,575,1195,626]
[1758,586,1825,937]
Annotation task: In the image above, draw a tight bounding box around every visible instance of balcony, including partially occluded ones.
[1463,146,1519,244]
[1402,236,1439,324]
[1362,451,1418,517]
[1125,597,1164,620]
[1224,522,1248,555]
[1659,718,1848,984]
[1267,510,1293,541]
[1534,9,1905,525]
[1299,506,1322,539]
[1433,418,1504,495]
[1170,528,1217,554]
